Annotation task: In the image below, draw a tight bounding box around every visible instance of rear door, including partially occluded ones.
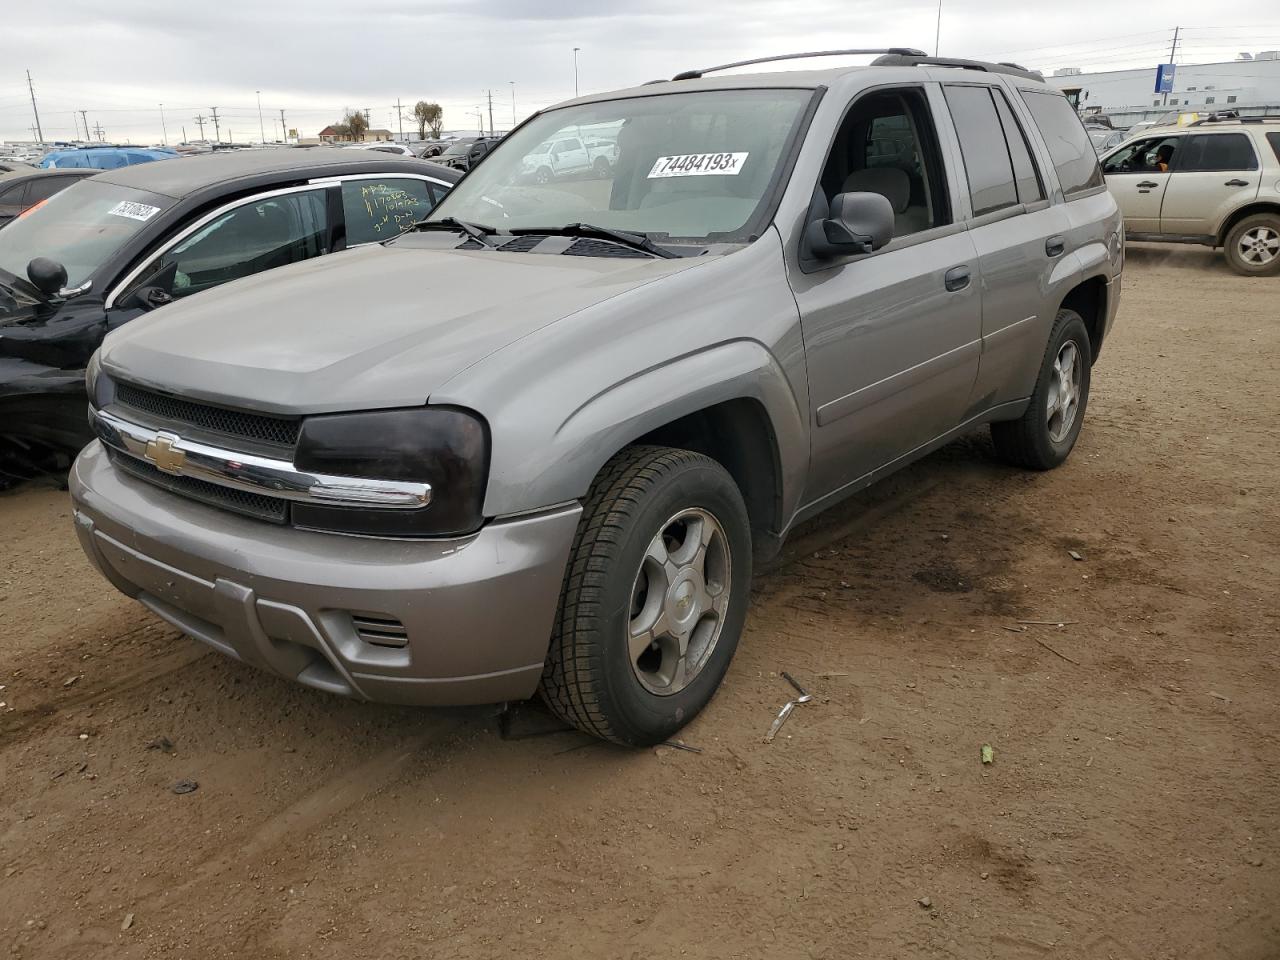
[1159,132,1261,237]
[940,83,1073,411]
[1100,135,1183,232]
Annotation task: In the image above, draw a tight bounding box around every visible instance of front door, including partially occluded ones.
[1100,134,1184,233]
[788,84,982,508]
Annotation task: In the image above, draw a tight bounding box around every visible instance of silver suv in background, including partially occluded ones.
[1101,118,1280,275]
[71,50,1122,745]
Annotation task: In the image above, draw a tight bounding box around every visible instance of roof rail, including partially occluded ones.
[869,53,1043,82]
[670,48,927,81]
[1187,112,1279,126]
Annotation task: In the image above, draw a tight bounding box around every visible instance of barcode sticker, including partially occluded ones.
[107,201,161,222]
[647,152,749,178]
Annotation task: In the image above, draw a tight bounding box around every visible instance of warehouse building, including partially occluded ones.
[1044,55,1280,125]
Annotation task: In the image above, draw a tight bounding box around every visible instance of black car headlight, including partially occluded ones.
[292,407,489,537]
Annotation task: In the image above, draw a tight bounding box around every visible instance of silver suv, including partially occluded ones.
[1100,118,1280,275]
[70,50,1123,745]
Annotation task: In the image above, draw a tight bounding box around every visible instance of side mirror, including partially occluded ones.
[806,191,895,259]
[118,261,178,311]
[27,257,68,296]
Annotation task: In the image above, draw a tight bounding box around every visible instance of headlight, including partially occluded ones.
[292,407,489,537]
[85,351,115,409]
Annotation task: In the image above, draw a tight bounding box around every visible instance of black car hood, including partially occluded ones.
[0,284,109,372]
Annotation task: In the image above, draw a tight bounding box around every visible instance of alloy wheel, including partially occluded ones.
[1047,339,1082,443]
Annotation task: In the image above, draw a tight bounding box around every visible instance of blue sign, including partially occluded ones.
[1155,63,1176,94]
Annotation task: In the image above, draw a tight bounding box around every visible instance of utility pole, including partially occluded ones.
[934,0,943,56]
[1161,27,1181,106]
[26,70,44,145]
[92,121,105,142]
[159,103,169,146]
[573,47,581,97]
[79,109,88,141]
[487,90,495,137]
[193,114,207,140]
[209,107,221,143]
[394,98,405,141]
[280,109,287,142]
[256,91,266,144]
[474,106,484,136]
[509,81,517,127]
[182,125,188,143]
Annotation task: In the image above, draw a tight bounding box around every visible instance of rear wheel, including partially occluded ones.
[539,446,752,745]
[593,156,611,178]
[534,166,552,184]
[990,309,1092,470]
[1224,213,1280,277]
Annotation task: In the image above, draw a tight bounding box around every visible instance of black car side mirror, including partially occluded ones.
[27,257,68,296]
[806,191,895,259]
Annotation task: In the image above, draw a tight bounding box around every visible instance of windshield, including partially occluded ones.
[429,88,813,244]
[441,140,474,157]
[0,179,174,287]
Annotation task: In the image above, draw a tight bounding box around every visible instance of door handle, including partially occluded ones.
[944,266,970,292]
[1136,180,1159,189]
[1224,178,1249,187]
[1046,236,1066,258]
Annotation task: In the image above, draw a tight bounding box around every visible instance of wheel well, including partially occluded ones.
[1059,277,1108,363]
[633,398,783,557]
[1218,203,1280,245]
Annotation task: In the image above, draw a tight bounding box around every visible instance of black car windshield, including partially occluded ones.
[428,88,812,244]
[440,140,475,157]
[0,179,174,288]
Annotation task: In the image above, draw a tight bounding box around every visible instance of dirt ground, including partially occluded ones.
[1,245,1277,960]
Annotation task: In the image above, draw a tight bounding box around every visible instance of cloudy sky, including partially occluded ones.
[4,0,1279,144]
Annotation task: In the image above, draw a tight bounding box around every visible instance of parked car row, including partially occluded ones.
[0,150,458,481]
[63,50,1124,746]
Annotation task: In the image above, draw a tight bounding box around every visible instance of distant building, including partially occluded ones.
[317,126,394,143]
[1044,56,1280,115]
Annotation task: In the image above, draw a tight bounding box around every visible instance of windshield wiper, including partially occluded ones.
[414,217,498,248]
[517,223,677,259]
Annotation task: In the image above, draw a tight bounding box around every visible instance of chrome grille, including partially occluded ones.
[115,382,301,448]
[110,449,288,524]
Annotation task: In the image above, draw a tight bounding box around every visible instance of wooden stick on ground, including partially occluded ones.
[1031,635,1080,665]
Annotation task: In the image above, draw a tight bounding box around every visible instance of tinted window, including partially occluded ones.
[1269,133,1280,163]
[944,85,1018,216]
[1178,133,1258,172]
[992,90,1044,204]
[1020,90,1105,197]
[341,178,433,244]
[0,181,29,205]
[25,176,77,203]
[157,191,328,299]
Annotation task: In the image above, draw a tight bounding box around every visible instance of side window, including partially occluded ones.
[992,90,1045,205]
[1178,134,1258,172]
[1019,90,1105,197]
[156,190,328,299]
[818,87,951,238]
[0,182,30,205]
[1102,136,1181,174]
[1268,133,1280,163]
[341,178,432,244]
[943,85,1018,217]
[25,177,75,204]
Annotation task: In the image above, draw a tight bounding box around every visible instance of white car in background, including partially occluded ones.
[520,135,617,183]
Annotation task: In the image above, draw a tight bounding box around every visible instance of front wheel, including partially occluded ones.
[1224,214,1280,277]
[990,308,1092,470]
[534,166,552,184]
[593,156,611,178]
[539,446,752,745]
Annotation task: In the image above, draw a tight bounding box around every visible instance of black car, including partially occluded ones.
[0,168,97,227]
[0,149,458,481]
[437,136,503,171]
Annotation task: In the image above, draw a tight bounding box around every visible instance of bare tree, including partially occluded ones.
[414,101,444,140]
[344,110,368,142]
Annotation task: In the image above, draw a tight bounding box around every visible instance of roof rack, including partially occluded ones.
[670,48,927,81]
[869,53,1043,82]
[1187,112,1280,126]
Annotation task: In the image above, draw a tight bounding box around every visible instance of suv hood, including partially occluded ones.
[101,239,701,414]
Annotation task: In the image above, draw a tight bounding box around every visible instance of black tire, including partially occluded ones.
[535,166,552,184]
[593,156,611,178]
[539,445,752,746]
[990,308,1092,470]
[1223,213,1280,277]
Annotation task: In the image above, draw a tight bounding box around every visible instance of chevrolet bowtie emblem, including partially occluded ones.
[144,433,186,474]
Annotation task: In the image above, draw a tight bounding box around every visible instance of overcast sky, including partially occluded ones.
[4,1,1279,144]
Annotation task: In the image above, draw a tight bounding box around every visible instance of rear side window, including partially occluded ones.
[1019,90,1105,198]
[25,177,77,203]
[1178,133,1258,172]
[992,90,1045,205]
[341,178,434,244]
[1269,132,1280,162]
[944,85,1018,217]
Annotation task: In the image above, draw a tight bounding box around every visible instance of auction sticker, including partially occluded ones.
[648,152,748,178]
[107,201,161,222]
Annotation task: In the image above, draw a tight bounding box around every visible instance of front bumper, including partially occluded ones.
[70,441,581,705]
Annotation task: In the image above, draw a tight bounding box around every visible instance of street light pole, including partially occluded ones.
[934,0,942,56]
[573,47,580,97]
[256,91,266,144]
[159,103,169,145]
[510,81,516,127]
